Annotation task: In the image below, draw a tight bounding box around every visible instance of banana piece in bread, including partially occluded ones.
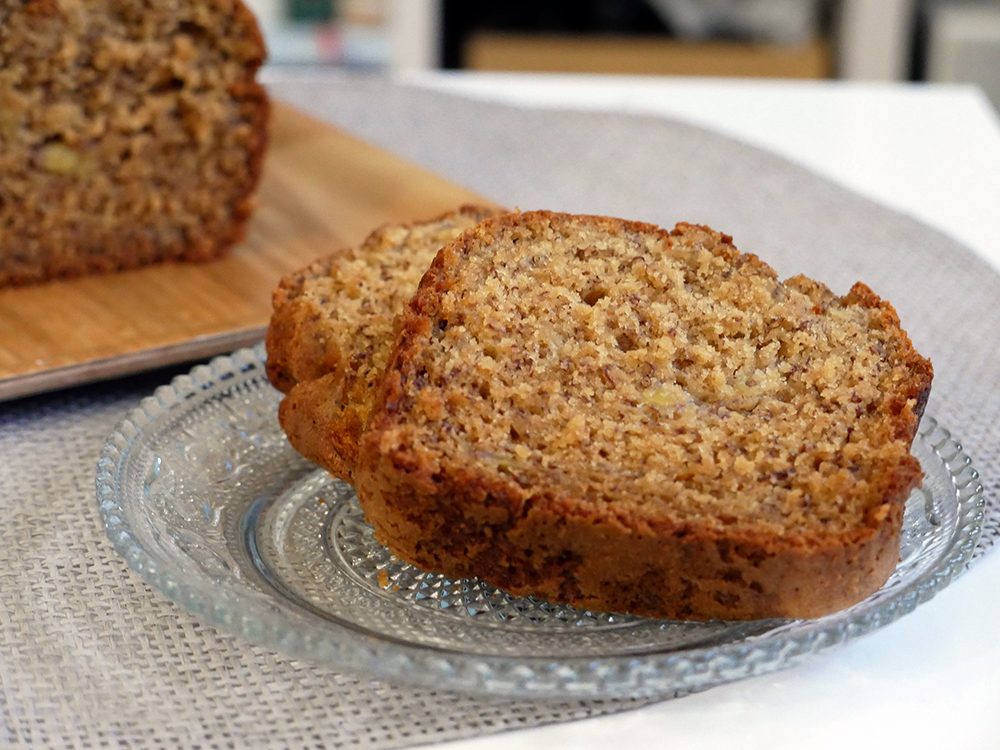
[355,210,933,620]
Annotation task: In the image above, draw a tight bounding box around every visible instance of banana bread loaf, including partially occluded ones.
[0,0,268,286]
[355,211,933,620]
[267,205,500,482]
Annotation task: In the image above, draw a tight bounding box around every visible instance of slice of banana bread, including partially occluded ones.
[0,0,268,286]
[355,211,933,620]
[267,205,500,482]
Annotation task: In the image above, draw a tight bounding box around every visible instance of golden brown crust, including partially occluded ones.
[357,446,911,619]
[0,0,269,286]
[266,205,502,481]
[356,210,933,620]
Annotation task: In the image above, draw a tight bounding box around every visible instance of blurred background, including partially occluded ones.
[243,0,1000,109]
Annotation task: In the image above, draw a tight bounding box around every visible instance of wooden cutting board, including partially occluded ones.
[0,101,491,402]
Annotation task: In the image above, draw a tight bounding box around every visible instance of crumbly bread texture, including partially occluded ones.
[0,0,268,286]
[356,211,933,620]
[267,205,501,482]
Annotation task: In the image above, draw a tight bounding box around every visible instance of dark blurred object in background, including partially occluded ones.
[246,0,998,106]
[442,0,830,78]
[442,0,667,69]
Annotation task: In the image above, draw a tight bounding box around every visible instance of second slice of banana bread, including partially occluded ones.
[267,205,500,481]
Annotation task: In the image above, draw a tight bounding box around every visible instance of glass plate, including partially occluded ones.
[97,345,985,699]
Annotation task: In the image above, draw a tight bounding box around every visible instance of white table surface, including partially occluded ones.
[394,72,1000,750]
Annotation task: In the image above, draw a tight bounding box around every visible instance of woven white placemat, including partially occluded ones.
[2,77,997,747]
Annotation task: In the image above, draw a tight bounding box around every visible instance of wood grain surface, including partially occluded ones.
[0,101,489,402]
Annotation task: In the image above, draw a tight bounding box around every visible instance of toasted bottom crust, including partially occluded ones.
[355,449,912,620]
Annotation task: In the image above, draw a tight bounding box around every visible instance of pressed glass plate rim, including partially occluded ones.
[95,345,987,699]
